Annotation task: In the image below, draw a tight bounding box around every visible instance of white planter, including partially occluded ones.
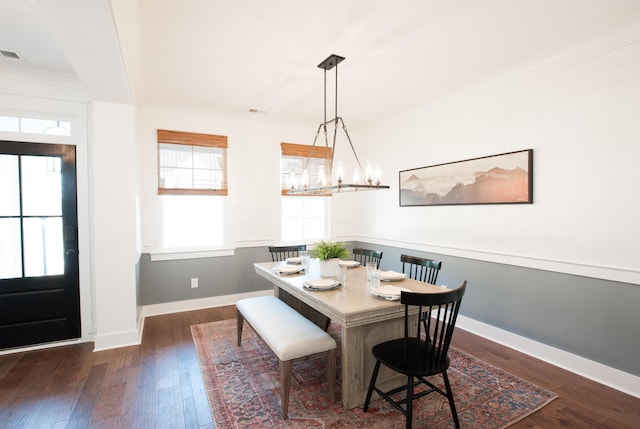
[319,258,339,278]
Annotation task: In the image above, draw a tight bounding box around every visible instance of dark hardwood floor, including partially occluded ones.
[0,305,638,428]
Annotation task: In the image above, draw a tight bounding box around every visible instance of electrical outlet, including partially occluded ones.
[191,277,198,288]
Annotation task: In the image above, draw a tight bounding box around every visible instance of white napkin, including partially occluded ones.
[276,265,303,274]
[380,270,406,281]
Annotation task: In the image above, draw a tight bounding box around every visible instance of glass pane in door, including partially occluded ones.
[0,154,19,216]
[23,217,64,277]
[0,218,22,279]
[21,156,62,216]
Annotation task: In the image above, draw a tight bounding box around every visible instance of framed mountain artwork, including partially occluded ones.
[399,149,533,206]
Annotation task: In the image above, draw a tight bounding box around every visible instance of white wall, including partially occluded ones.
[90,101,139,350]
[137,105,314,252]
[335,24,640,285]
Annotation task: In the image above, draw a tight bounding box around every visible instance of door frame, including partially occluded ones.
[0,105,93,353]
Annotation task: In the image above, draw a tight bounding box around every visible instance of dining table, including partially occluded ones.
[253,259,448,410]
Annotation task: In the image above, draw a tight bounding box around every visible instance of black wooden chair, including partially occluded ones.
[352,247,383,268]
[400,254,442,284]
[268,244,307,262]
[363,281,467,429]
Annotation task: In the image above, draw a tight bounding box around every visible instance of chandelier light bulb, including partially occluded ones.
[365,161,373,184]
[318,165,327,187]
[353,168,360,184]
[336,161,344,184]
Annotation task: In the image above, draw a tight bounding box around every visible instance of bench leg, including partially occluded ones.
[327,348,336,403]
[236,310,244,346]
[280,359,292,419]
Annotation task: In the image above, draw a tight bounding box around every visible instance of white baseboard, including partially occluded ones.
[456,315,640,398]
[0,338,82,356]
[93,328,141,352]
[140,289,273,318]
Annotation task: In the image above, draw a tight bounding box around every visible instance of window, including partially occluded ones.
[157,129,228,250]
[280,142,331,241]
[280,142,331,196]
[0,115,71,136]
[160,195,226,249]
[158,129,227,195]
[281,196,329,241]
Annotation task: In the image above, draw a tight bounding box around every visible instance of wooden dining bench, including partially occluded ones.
[236,296,337,419]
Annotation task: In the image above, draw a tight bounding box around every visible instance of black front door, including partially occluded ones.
[0,140,80,349]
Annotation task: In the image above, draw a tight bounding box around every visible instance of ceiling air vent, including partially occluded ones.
[0,50,23,60]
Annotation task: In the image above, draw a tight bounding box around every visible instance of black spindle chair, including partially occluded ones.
[268,245,307,262]
[363,281,467,429]
[352,248,383,268]
[400,254,442,284]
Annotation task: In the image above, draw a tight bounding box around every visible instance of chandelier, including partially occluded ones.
[287,54,390,195]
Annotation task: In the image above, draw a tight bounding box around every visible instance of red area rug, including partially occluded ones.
[191,319,556,428]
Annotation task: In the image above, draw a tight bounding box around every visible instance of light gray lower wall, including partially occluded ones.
[139,247,273,305]
[139,243,640,378]
[353,241,639,379]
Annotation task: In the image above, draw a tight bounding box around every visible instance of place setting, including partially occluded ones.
[370,284,412,301]
[303,278,342,291]
[277,251,311,275]
[366,264,410,301]
[274,265,305,275]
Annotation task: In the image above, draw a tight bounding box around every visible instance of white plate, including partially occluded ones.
[304,278,338,290]
[380,270,406,281]
[371,285,411,300]
[338,260,359,268]
[275,265,303,274]
[286,256,303,264]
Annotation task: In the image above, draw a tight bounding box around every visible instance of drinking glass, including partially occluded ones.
[366,261,378,283]
[300,250,310,272]
[370,269,381,291]
[336,264,347,285]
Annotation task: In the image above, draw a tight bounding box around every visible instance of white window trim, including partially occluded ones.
[149,247,235,262]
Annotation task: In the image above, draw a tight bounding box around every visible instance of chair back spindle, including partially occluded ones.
[268,245,307,262]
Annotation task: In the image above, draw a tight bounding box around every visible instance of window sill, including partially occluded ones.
[149,248,235,262]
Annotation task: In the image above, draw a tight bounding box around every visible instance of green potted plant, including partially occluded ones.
[309,240,351,277]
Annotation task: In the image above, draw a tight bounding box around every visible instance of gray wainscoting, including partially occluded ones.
[139,247,274,305]
[138,243,640,378]
[352,241,639,379]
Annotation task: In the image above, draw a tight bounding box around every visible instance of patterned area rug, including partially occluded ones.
[191,319,557,429]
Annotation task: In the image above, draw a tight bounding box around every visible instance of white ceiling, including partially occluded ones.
[2,0,640,127]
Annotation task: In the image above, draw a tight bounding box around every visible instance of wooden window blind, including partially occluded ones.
[280,142,332,196]
[157,129,228,195]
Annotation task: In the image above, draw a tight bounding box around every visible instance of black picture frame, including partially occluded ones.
[399,149,533,206]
